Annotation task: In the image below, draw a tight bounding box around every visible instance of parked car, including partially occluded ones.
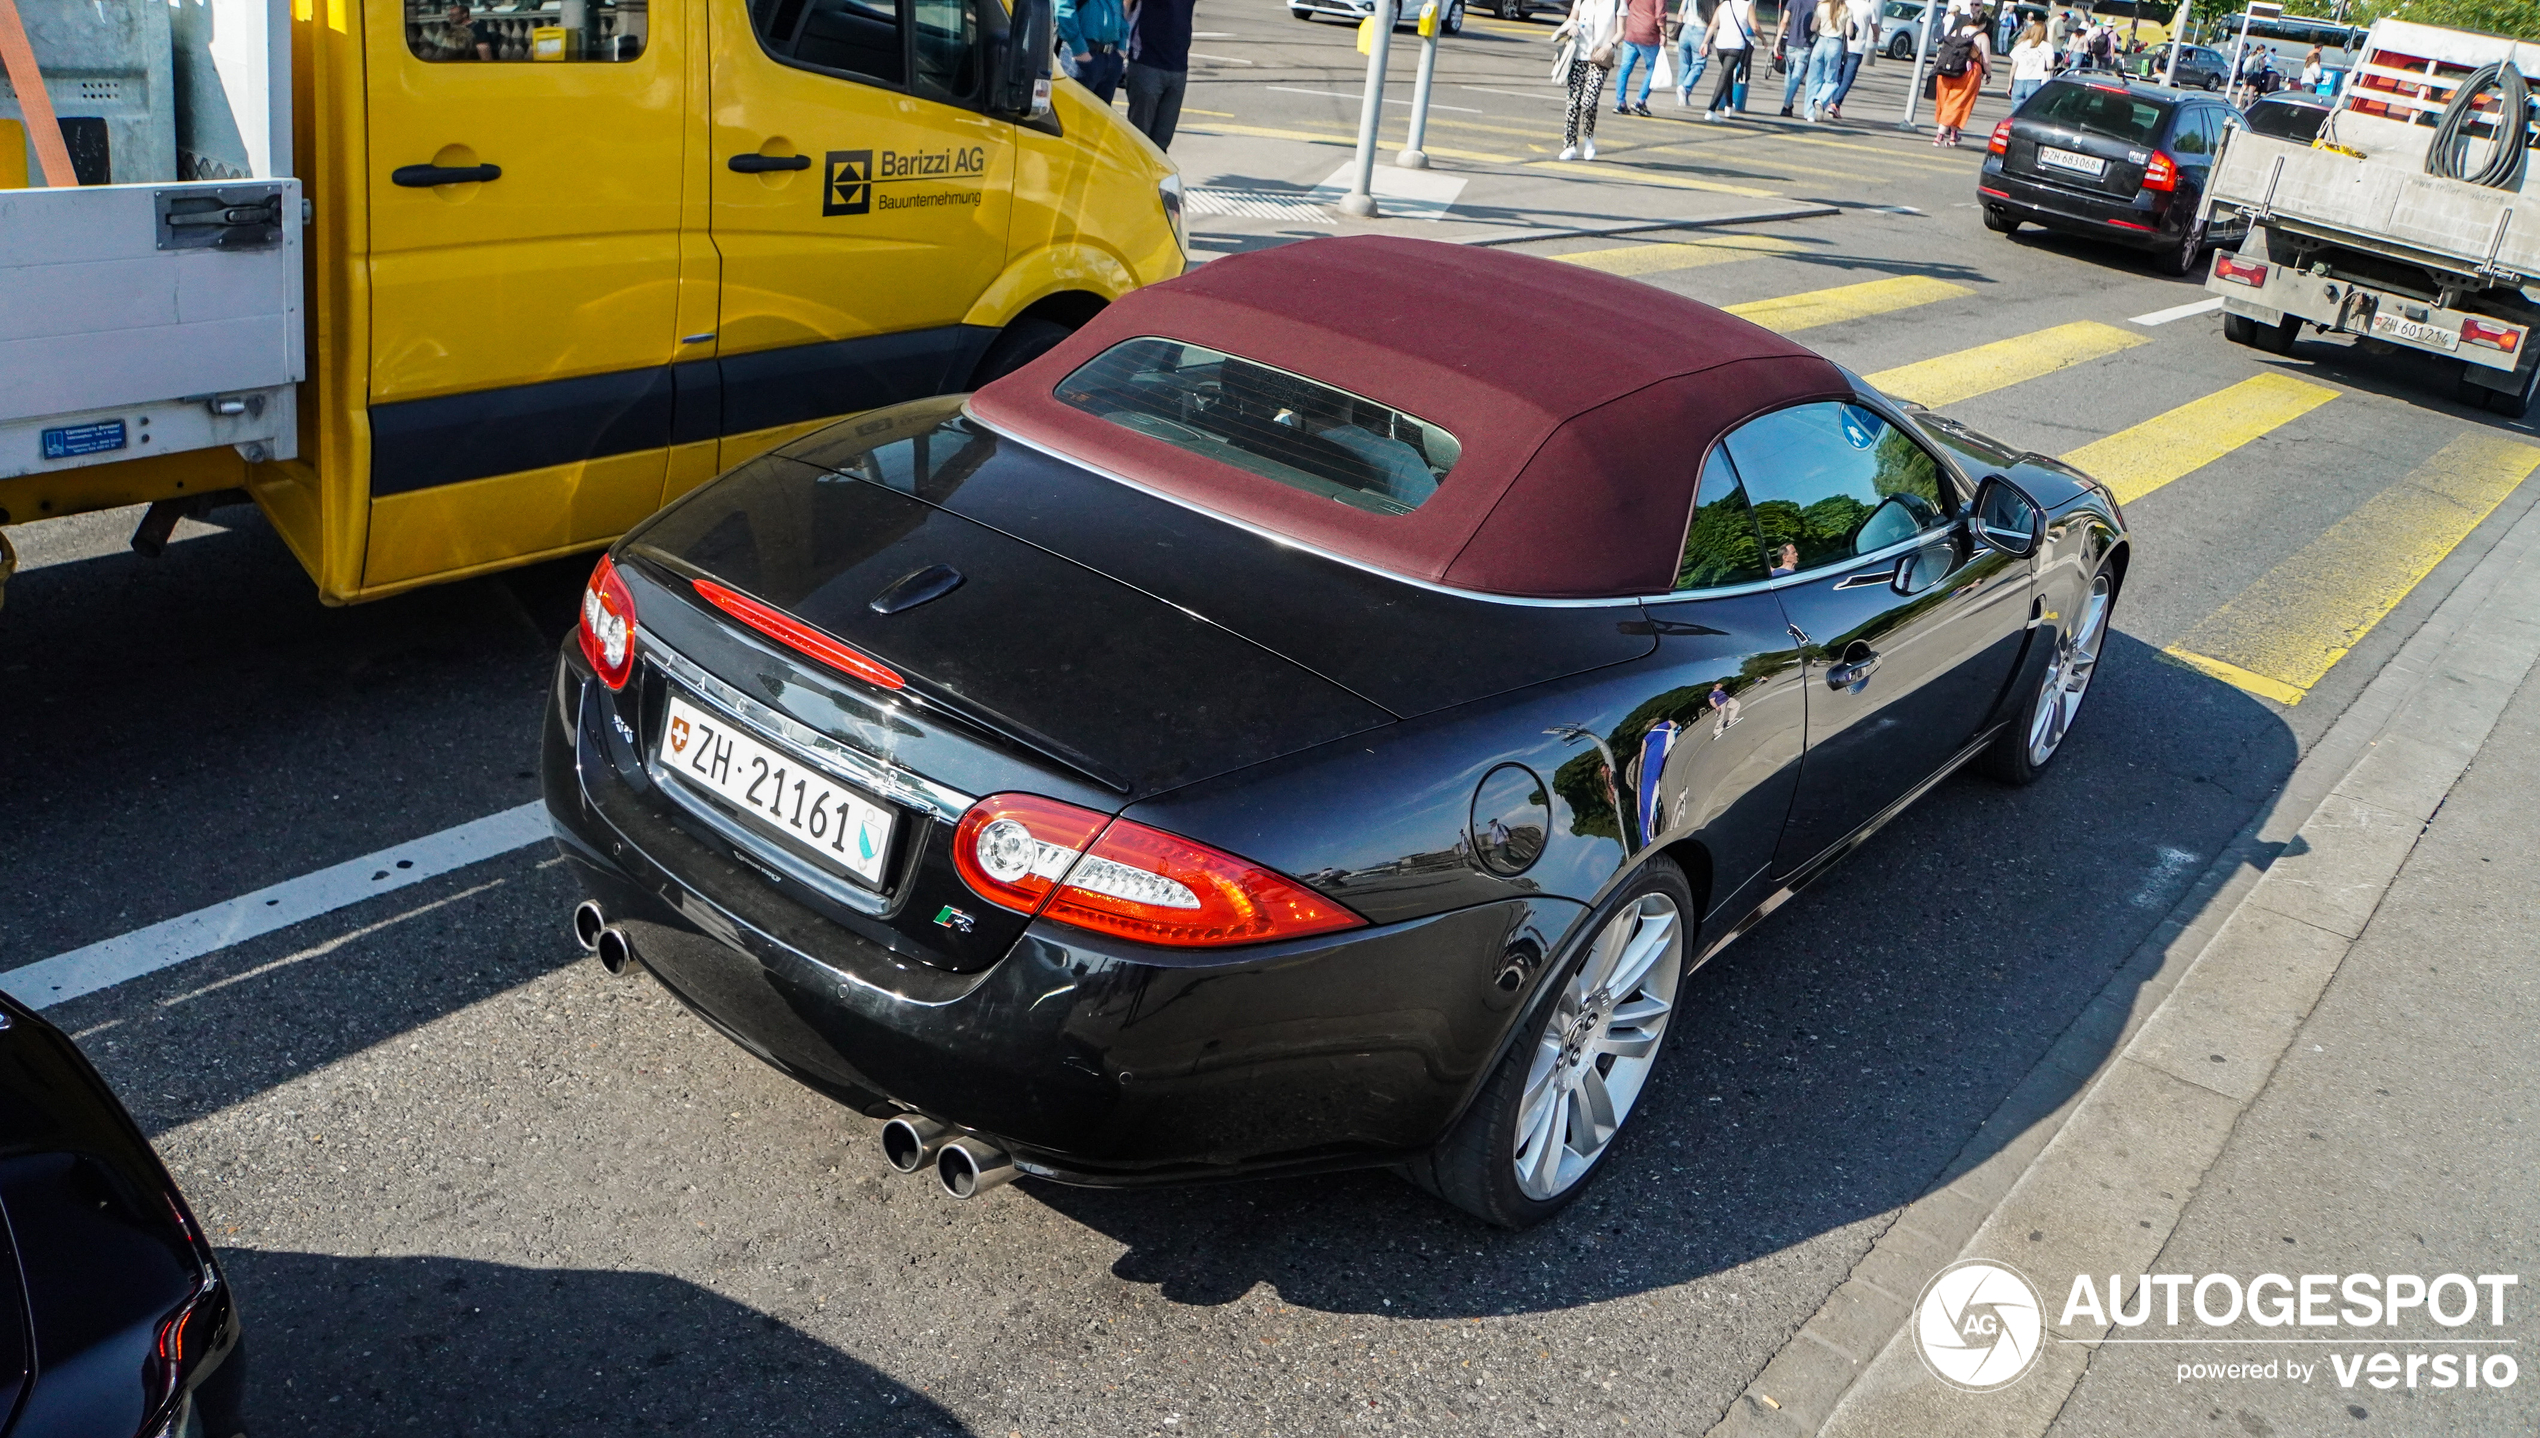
[2241,88,2332,142]
[1880,0,1934,58]
[545,237,2128,1229]
[1292,0,1468,32]
[0,992,246,1436]
[2136,42,2230,89]
[1980,76,2246,274]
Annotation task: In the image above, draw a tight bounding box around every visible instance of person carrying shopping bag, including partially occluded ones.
[1702,0,1755,120]
[1671,0,1710,105]
[1613,0,1668,116]
[1929,9,1989,145]
[1552,0,1625,158]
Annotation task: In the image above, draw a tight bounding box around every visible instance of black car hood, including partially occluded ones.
[626,450,1394,798]
[769,409,1659,722]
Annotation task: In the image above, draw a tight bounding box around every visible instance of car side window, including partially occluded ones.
[1675,444,1771,590]
[407,0,647,61]
[2173,107,2211,156]
[755,0,911,87]
[1721,402,1949,577]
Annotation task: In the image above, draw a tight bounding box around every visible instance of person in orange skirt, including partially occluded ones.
[1930,10,1992,145]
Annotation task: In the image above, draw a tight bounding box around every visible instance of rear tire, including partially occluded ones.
[967,315,1078,389]
[2155,217,2207,276]
[1890,33,1914,58]
[1406,858,1695,1229]
[1444,0,1464,32]
[1983,207,2022,235]
[2483,360,2540,420]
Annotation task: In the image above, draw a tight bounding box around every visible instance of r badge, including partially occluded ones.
[933,905,975,933]
[824,150,872,216]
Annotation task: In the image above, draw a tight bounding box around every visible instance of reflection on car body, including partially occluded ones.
[543,237,2131,1228]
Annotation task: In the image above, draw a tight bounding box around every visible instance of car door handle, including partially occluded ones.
[728,153,813,172]
[392,163,501,187]
[1825,652,1881,689]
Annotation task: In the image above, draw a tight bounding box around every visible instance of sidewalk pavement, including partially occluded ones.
[1709,467,2540,1436]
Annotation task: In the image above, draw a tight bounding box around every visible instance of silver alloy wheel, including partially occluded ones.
[1511,891,1685,1200]
[2026,571,2113,766]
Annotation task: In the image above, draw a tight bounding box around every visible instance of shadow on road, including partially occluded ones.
[224,1251,970,1437]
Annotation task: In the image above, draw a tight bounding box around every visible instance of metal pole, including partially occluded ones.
[2160,7,2181,86]
[1898,0,1939,128]
[1341,0,1399,216]
[1399,3,1441,168]
[2224,9,2251,105]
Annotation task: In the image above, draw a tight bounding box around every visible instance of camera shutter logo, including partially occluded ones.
[824,150,872,216]
[1914,1259,2045,1392]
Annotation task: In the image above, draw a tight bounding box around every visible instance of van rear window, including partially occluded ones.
[1055,338,1461,516]
[2025,81,2171,145]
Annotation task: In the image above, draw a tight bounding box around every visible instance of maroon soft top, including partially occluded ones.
[969,235,1852,599]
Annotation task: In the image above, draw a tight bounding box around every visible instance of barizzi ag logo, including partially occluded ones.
[1915,1259,2046,1392]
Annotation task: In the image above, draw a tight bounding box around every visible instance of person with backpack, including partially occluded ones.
[1702,0,1757,120]
[1930,10,1989,145]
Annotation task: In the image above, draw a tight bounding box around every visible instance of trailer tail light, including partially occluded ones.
[954,794,1366,948]
[2460,316,2524,354]
[578,554,638,691]
[2142,152,2178,191]
[1989,118,2012,154]
[2213,252,2269,286]
[691,577,904,691]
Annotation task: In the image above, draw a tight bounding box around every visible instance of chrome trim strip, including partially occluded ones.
[642,634,977,824]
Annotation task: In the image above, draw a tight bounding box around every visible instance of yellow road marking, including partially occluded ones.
[1865,321,2147,407]
[2162,649,2310,706]
[2060,374,2340,506]
[1182,108,1237,117]
[1726,275,1971,332]
[1785,135,1969,171]
[1179,122,1517,163]
[1553,233,1808,275]
[1528,159,1781,196]
[1640,143,1881,182]
[1425,115,1566,139]
[2164,432,2540,703]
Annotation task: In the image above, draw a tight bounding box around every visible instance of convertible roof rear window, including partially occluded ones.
[1054,338,1461,516]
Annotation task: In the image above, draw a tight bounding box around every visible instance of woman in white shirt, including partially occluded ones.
[1817,0,1879,120]
[1552,0,1627,158]
[1701,0,1756,121]
[2008,20,2052,106]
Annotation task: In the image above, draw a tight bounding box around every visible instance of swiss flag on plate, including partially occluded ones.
[669,717,691,754]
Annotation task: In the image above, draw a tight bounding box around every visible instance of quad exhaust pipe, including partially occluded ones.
[882,1116,1016,1198]
[572,901,637,976]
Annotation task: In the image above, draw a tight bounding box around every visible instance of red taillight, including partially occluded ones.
[2213,252,2269,286]
[2142,152,2178,191]
[578,554,637,691]
[952,792,1367,948]
[1989,118,2012,154]
[691,577,904,691]
[2461,316,2524,353]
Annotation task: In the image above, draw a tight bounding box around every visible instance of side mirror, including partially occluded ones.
[1971,475,2043,557]
[986,0,1055,121]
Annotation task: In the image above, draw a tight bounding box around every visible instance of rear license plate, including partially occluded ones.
[659,693,897,888]
[2037,146,2108,178]
[2371,312,2460,351]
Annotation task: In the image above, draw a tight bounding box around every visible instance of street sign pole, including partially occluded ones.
[1898,0,1939,129]
[1341,0,1399,216]
[1399,0,1443,169]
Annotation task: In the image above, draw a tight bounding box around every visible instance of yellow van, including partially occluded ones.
[0,0,1183,605]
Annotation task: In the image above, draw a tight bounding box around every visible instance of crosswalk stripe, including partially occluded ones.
[1181,121,1518,163]
[2059,373,2340,506]
[2165,432,2540,703]
[1784,135,1969,172]
[1553,233,1807,275]
[1649,143,1882,181]
[1726,275,1972,332]
[1864,321,2147,407]
[1527,159,1783,197]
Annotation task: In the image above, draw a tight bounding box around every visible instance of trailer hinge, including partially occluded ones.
[2478,207,2515,281]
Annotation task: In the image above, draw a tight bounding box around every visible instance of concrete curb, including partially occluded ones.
[1704,472,2540,1437]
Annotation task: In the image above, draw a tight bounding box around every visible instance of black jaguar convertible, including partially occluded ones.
[542,237,2128,1227]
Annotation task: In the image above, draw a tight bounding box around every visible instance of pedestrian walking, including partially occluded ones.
[1820,0,1877,118]
[1057,0,1130,104]
[1772,0,1821,116]
[1613,0,1666,116]
[1799,0,1848,119]
[1672,0,1710,106]
[1123,0,1194,150]
[1552,0,1625,158]
[2007,18,2049,104]
[1930,9,1989,144]
[1702,0,1756,119]
[2300,43,2323,91]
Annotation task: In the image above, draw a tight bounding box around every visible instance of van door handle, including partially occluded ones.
[728,153,812,172]
[392,163,501,186]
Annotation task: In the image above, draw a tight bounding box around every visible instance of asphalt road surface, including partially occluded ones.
[6,11,2537,1435]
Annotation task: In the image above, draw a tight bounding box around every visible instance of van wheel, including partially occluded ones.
[968,316,1077,389]
[1405,858,1694,1229]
